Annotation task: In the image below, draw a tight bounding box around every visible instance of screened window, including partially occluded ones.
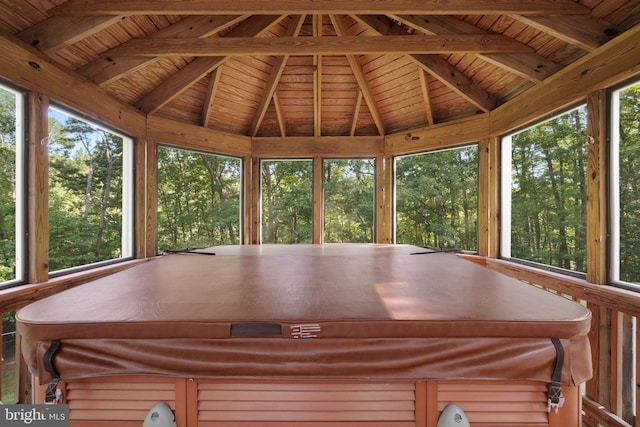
[501,105,588,273]
[395,146,478,251]
[48,107,134,272]
[611,80,640,288]
[0,84,24,287]
[323,158,375,243]
[261,159,313,244]
[157,147,241,251]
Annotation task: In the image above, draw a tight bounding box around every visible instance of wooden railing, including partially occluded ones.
[460,254,640,427]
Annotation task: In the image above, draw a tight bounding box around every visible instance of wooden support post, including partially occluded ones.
[27,92,49,283]
[243,155,253,244]
[477,138,490,257]
[313,156,323,243]
[376,154,393,243]
[144,139,157,257]
[250,157,261,244]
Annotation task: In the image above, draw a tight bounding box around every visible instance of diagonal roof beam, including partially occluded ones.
[135,14,285,114]
[17,15,122,53]
[201,69,222,127]
[78,14,248,85]
[52,0,591,16]
[510,15,619,52]
[330,15,385,136]
[390,14,562,82]
[353,14,499,112]
[251,15,306,137]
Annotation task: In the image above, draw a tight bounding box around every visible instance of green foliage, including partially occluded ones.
[509,107,587,272]
[396,147,478,250]
[157,147,241,250]
[323,159,375,243]
[0,88,17,282]
[261,160,313,244]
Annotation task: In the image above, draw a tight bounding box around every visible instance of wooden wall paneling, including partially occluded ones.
[313,156,324,243]
[586,90,608,285]
[27,92,49,283]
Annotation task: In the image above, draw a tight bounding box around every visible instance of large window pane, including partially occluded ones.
[612,81,640,287]
[157,147,241,250]
[0,85,24,286]
[501,106,587,273]
[323,158,375,243]
[261,160,312,244]
[395,146,478,250]
[48,107,133,272]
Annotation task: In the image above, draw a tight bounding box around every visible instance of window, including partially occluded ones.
[48,107,134,272]
[501,105,588,273]
[611,80,640,287]
[261,159,313,244]
[395,146,478,251]
[323,158,375,243]
[0,84,24,287]
[157,147,241,251]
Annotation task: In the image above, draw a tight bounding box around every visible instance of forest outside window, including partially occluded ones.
[48,107,133,273]
[0,84,24,287]
[157,147,241,251]
[323,158,375,243]
[395,146,478,251]
[501,105,588,274]
[261,159,313,244]
[611,80,640,289]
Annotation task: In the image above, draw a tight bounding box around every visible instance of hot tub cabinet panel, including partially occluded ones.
[19,244,592,426]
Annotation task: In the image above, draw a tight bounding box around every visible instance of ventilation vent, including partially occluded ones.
[437,382,549,426]
[197,380,417,426]
[66,378,177,424]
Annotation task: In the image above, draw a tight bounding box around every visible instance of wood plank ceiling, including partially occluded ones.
[1,0,639,138]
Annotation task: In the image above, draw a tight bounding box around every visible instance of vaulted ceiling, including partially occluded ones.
[1,0,639,138]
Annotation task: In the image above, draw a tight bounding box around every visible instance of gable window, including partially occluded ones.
[261,159,313,244]
[395,145,478,251]
[157,147,241,251]
[48,107,134,272]
[501,105,588,274]
[323,158,375,243]
[611,80,640,288]
[0,84,24,287]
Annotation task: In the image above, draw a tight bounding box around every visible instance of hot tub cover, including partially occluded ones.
[17,244,592,385]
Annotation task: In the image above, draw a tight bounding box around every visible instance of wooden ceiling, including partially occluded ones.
[1,0,639,138]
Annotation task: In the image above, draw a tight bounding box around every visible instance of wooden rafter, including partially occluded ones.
[390,14,562,82]
[330,15,385,136]
[251,15,306,137]
[418,70,434,126]
[78,15,248,85]
[349,89,363,137]
[135,14,285,114]
[510,14,619,52]
[354,14,500,113]
[52,0,591,16]
[273,92,286,138]
[201,69,221,127]
[17,15,122,53]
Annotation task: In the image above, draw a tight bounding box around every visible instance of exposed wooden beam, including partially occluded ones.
[250,15,305,137]
[135,14,284,114]
[252,136,384,157]
[390,14,562,82]
[78,14,248,85]
[354,14,500,113]
[510,14,619,52]
[17,15,122,53]
[418,70,434,126]
[52,0,591,16]
[201,69,221,127]
[272,92,286,137]
[111,34,533,57]
[330,15,385,136]
[349,89,363,137]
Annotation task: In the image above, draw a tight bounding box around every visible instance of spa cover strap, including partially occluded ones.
[548,338,565,413]
[43,339,61,404]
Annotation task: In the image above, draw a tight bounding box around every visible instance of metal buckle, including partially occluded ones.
[547,382,565,413]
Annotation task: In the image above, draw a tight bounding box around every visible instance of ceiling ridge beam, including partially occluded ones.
[78,14,248,85]
[135,14,286,114]
[51,0,591,16]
